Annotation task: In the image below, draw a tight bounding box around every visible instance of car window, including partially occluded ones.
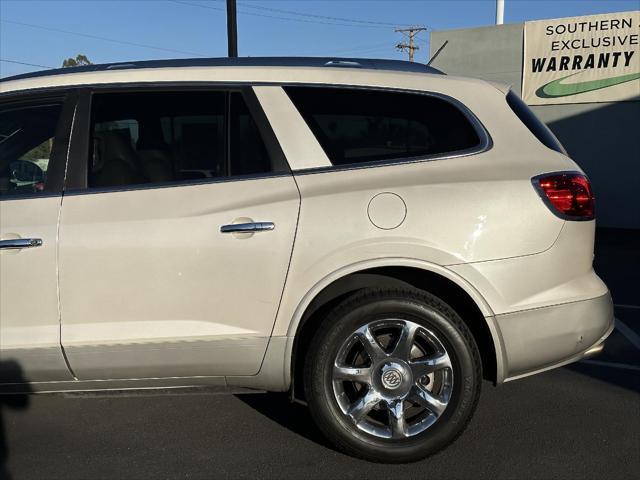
[285,87,481,166]
[88,90,275,189]
[0,103,62,197]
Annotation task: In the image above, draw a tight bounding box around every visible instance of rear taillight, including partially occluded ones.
[532,172,595,220]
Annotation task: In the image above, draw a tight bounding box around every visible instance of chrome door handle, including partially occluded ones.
[220,222,275,234]
[0,238,43,250]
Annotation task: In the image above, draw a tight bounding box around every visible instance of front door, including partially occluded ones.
[0,96,75,384]
[58,88,299,380]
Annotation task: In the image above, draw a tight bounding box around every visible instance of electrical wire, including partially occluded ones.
[0,58,55,69]
[236,1,410,27]
[329,41,395,56]
[169,0,406,29]
[1,19,208,57]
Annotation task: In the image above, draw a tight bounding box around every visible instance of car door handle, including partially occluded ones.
[220,222,275,234]
[0,238,43,250]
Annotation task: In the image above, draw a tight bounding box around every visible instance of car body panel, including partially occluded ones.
[0,196,73,382]
[252,86,331,170]
[266,159,567,340]
[448,220,608,314]
[58,175,300,379]
[0,373,228,394]
[498,293,614,380]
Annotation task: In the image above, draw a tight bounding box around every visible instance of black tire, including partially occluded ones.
[304,288,482,463]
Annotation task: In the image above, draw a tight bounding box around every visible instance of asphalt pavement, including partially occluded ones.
[1,228,638,480]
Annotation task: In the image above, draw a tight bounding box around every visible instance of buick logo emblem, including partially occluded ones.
[381,368,403,390]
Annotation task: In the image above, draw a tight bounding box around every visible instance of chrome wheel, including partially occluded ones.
[332,319,453,439]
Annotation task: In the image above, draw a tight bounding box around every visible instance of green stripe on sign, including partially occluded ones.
[536,72,640,98]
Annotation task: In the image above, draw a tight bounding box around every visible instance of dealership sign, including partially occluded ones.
[522,11,640,105]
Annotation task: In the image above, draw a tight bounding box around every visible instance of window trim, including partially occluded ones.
[0,91,77,201]
[63,85,292,196]
[283,84,492,174]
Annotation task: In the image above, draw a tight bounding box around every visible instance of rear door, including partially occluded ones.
[0,94,75,383]
[58,87,299,380]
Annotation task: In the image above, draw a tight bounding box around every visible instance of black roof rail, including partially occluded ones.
[1,57,444,83]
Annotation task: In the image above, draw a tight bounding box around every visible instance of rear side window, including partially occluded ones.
[506,90,566,155]
[88,90,280,189]
[285,86,481,166]
[0,103,62,197]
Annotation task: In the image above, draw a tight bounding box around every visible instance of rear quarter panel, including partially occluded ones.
[272,157,564,337]
[264,78,577,338]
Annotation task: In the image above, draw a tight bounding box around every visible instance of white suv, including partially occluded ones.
[0,58,613,462]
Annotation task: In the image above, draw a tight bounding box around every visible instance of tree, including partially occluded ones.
[62,54,92,68]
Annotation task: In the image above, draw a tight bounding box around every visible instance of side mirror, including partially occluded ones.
[10,159,45,183]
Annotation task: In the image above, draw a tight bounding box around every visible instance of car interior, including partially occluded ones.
[88,90,271,189]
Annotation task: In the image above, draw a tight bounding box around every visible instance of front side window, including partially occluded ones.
[285,87,481,166]
[88,90,277,189]
[0,103,62,197]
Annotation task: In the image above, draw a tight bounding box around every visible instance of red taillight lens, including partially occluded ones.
[533,173,595,220]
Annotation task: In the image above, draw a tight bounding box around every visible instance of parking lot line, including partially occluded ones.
[614,303,640,310]
[580,360,640,372]
[615,318,640,351]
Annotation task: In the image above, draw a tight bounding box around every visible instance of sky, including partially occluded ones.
[0,0,638,77]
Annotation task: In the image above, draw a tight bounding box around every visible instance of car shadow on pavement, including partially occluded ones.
[234,392,339,452]
[0,360,32,480]
[566,362,640,394]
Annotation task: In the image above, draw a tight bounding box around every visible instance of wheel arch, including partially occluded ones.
[288,259,506,401]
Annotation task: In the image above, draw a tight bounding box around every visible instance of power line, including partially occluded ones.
[170,0,226,13]
[334,47,393,57]
[170,0,403,29]
[236,1,409,27]
[331,41,393,54]
[330,44,395,56]
[0,58,55,69]
[1,19,207,57]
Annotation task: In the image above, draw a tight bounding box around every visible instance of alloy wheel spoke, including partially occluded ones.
[355,325,387,362]
[410,352,451,378]
[387,399,409,439]
[333,364,372,385]
[333,319,454,439]
[410,385,447,417]
[391,321,419,360]
[347,389,382,423]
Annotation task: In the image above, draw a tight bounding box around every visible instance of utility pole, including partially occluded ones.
[496,0,505,25]
[227,0,238,57]
[395,26,426,62]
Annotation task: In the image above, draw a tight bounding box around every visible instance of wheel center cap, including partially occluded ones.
[381,366,403,390]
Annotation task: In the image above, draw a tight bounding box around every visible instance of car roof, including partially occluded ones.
[1,56,443,83]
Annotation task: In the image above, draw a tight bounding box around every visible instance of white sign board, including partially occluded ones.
[522,11,640,105]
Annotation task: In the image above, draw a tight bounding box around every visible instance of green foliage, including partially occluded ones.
[21,140,52,161]
[62,54,92,68]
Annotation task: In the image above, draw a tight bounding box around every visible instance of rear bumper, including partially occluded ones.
[497,292,614,382]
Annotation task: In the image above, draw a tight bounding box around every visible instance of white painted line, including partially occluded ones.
[580,360,640,372]
[614,304,640,310]
[615,318,640,351]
